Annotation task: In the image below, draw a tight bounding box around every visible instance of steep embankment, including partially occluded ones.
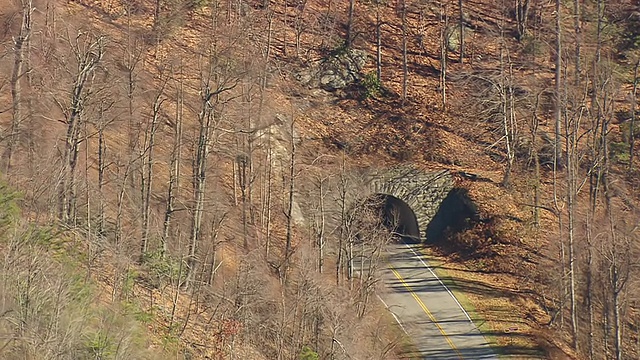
[1,0,638,358]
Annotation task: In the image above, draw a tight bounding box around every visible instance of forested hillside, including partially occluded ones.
[0,0,638,359]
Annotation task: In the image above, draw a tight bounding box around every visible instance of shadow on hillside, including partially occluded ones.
[323,89,508,164]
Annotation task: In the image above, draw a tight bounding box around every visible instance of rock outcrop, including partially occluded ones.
[296,48,368,91]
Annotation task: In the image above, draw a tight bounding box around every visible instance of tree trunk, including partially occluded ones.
[348,228,354,290]
[140,82,166,261]
[283,117,296,278]
[115,160,132,248]
[185,96,214,289]
[500,14,514,188]
[59,35,105,224]
[574,0,581,86]
[589,0,604,215]
[376,4,382,83]
[515,0,529,40]
[318,180,325,273]
[401,0,408,105]
[566,105,579,352]
[265,139,273,258]
[530,92,541,227]
[613,284,621,360]
[283,0,288,56]
[97,106,106,236]
[439,2,448,110]
[7,0,33,172]
[162,75,183,257]
[346,0,356,48]
[553,0,562,172]
[294,1,308,59]
[154,0,161,30]
[629,60,638,172]
[336,153,347,285]
[458,0,464,63]
[586,212,595,360]
[239,153,249,250]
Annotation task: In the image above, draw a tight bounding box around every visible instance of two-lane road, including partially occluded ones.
[379,242,497,359]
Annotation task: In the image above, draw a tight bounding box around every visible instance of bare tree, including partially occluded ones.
[282,114,297,280]
[373,0,384,83]
[629,60,638,172]
[352,198,392,318]
[312,172,331,274]
[6,0,33,172]
[293,0,310,59]
[498,15,516,188]
[139,76,168,261]
[346,0,356,48]
[515,0,530,40]
[604,221,632,360]
[564,70,584,353]
[439,1,448,110]
[55,32,105,225]
[573,0,581,85]
[184,54,238,288]
[553,0,563,174]
[162,68,184,257]
[401,0,408,105]
[336,152,348,285]
[458,0,465,63]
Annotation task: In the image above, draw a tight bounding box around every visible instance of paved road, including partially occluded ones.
[379,242,498,359]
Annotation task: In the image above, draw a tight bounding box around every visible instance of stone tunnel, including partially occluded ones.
[295,165,478,244]
[359,166,456,242]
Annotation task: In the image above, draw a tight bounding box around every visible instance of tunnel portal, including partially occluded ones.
[368,194,421,244]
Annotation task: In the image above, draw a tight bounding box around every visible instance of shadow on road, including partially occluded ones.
[382,244,550,359]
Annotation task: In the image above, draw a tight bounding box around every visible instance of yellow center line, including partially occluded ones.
[390,266,464,360]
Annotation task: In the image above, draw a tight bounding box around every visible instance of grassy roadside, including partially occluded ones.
[379,309,421,360]
[417,246,546,359]
[418,249,499,346]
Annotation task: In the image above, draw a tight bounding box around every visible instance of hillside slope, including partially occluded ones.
[0,0,638,359]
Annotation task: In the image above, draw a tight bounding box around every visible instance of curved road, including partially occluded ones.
[379,242,497,359]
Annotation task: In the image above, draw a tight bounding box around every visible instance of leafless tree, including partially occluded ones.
[139,76,168,261]
[54,32,105,225]
[629,60,638,172]
[515,0,530,40]
[401,0,408,105]
[162,68,184,257]
[346,0,356,48]
[553,0,563,176]
[439,1,448,110]
[458,0,465,63]
[184,52,239,288]
[6,0,33,172]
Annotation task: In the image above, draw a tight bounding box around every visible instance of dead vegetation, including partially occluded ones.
[0,0,639,358]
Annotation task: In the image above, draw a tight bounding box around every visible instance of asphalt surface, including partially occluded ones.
[379,242,498,360]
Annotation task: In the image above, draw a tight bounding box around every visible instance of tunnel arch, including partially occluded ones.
[362,167,454,242]
[294,166,455,247]
[425,188,480,244]
[363,194,421,244]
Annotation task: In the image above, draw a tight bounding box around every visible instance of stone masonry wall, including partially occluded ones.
[363,166,454,239]
[294,165,454,242]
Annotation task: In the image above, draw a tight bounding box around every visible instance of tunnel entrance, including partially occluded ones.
[425,188,479,244]
[366,194,421,244]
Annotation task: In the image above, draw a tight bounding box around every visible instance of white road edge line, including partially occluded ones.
[377,294,409,335]
[404,243,474,324]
